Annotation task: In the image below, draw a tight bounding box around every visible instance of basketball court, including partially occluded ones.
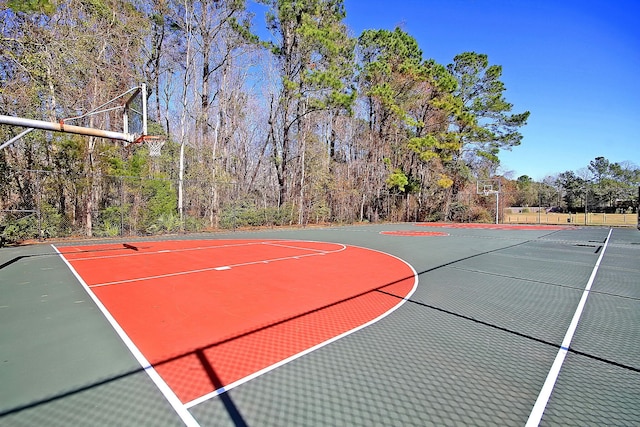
[1,223,638,426]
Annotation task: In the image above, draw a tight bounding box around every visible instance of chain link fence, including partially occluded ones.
[1,174,638,246]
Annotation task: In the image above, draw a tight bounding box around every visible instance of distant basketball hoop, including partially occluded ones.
[477,179,501,224]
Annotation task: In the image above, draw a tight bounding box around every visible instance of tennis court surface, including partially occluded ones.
[1,223,639,426]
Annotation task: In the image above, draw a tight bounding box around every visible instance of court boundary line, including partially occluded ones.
[87,242,347,288]
[261,241,346,254]
[60,241,260,261]
[52,244,201,427]
[67,240,345,262]
[525,228,613,426]
[183,247,419,409]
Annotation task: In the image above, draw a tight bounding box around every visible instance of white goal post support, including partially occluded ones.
[0,84,147,149]
[0,114,136,144]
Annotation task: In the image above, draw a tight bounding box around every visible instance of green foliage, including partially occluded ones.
[141,179,178,233]
[310,200,331,222]
[407,134,461,162]
[359,27,425,111]
[145,212,182,234]
[359,28,423,76]
[7,0,55,14]
[95,206,124,237]
[2,214,39,243]
[219,201,297,229]
[447,52,530,168]
[270,0,356,113]
[447,201,469,222]
[386,168,421,194]
[357,26,465,182]
[386,168,409,192]
[517,175,533,186]
[182,216,206,233]
[229,16,261,45]
[1,203,70,243]
[81,0,113,21]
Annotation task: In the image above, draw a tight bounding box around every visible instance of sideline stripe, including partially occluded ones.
[525,228,613,426]
[53,244,200,427]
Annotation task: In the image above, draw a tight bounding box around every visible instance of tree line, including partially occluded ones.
[509,157,639,214]
[5,0,629,240]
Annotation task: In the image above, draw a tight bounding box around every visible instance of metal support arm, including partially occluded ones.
[0,114,135,145]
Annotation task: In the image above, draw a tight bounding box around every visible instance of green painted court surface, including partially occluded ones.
[1,223,639,426]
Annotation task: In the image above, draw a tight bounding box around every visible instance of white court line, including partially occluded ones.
[261,241,346,254]
[67,241,264,262]
[184,247,419,409]
[525,228,612,427]
[52,244,200,427]
[89,247,338,288]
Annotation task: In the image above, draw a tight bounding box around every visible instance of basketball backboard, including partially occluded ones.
[123,84,148,140]
[476,179,501,195]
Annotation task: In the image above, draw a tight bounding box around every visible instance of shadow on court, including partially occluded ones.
[0,243,147,271]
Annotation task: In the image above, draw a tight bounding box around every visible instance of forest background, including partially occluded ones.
[1,0,638,241]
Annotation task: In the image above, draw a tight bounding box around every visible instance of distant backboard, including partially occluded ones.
[477,179,501,195]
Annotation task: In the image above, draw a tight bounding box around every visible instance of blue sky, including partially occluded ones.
[342,0,640,180]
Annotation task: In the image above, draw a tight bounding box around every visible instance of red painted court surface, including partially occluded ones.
[417,222,572,230]
[57,239,417,405]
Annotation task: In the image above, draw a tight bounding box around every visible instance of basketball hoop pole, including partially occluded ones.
[1,84,146,149]
[0,114,135,143]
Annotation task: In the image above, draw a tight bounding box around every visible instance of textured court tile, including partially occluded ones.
[591,266,640,299]
[450,251,594,289]
[540,352,640,426]
[570,292,640,370]
[191,301,556,426]
[0,370,183,427]
[413,267,582,345]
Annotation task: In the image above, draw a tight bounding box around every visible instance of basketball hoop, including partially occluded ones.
[476,179,501,225]
[136,135,165,157]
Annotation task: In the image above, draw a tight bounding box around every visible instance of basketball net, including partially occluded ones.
[136,135,165,157]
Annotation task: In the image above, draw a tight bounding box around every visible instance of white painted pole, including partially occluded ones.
[0,114,134,143]
[0,127,35,150]
[141,83,148,136]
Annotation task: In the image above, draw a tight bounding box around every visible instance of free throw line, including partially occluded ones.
[525,228,612,426]
[88,243,344,288]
